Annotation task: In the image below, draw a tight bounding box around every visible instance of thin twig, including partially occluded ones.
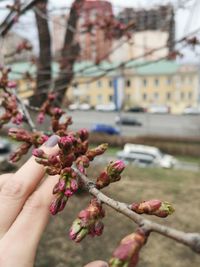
[72,165,200,254]
[14,92,37,132]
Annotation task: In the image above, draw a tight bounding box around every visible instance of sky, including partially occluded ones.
[0,0,200,61]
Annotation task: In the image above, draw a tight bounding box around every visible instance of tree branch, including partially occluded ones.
[72,165,200,254]
[0,0,42,37]
[29,0,52,107]
[54,0,85,104]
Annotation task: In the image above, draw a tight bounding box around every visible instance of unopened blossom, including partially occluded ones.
[109,228,149,267]
[131,200,175,218]
[86,143,108,161]
[69,198,105,242]
[96,160,125,189]
[49,194,68,215]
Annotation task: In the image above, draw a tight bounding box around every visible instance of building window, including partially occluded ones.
[97,80,102,88]
[181,92,184,100]
[143,78,147,87]
[166,92,171,100]
[166,77,172,85]
[86,95,90,103]
[154,78,159,87]
[143,93,147,100]
[126,79,131,87]
[108,95,113,102]
[97,94,103,104]
[154,92,159,100]
[109,80,113,87]
[188,92,192,99]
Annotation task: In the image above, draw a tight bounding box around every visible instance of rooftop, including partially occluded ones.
[8,60,197,80]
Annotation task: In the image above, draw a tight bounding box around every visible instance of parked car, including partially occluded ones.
[68,103,79,111]
[126,106,146,113]
[79,103,91,111]
[148,105,170,114]
[182,106,200,115]
[115,116,142,126]
[117,143,177,168]
[95,103,116,112]
[91,124,120,135]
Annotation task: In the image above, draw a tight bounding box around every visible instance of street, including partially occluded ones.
[67,110,200,137]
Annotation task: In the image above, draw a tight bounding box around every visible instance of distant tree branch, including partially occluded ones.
[0,0,42,37]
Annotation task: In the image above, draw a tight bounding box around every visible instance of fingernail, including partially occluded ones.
[44,135,59,147]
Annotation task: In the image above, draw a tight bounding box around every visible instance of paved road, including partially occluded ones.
[67,110,200,137]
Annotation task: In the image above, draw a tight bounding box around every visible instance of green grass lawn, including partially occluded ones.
[36,165,200,267]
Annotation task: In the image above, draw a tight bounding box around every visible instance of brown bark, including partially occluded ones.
[29,0,51,107]
[54,0,85,105]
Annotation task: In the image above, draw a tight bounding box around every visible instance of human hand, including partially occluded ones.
[0,135,108,267]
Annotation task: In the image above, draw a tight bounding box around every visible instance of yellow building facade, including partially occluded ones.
[67,60,199,114]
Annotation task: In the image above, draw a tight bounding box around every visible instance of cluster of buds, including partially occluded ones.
[109,228,149,267]
[51,107,72,135]
[69,198,105,242]
[33,130,107,214]
[95,160,125,189]
[130,199,175,218]
[8,128,48,162]
[37,93,56,123]
[37,93,73,136]
[16,40,32,54]
[0,93,23,128]
[49,167,79,215]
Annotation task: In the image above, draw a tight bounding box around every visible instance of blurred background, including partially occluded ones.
[0,0,200,266]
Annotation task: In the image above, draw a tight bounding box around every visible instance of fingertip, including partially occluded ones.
[84,260,108,267]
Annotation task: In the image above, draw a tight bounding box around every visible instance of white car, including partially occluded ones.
[79,103,91,111]
[148,105,170,114]
[95,103,116,111]
[117,143,177,168]
[68,103,79,111]
[182,107,200,115]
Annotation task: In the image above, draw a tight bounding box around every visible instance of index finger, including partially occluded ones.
[0,135,59,238]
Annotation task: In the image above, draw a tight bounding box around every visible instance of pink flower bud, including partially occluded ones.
[58,179,66,192]
[78,128,89,141]
[12,113,23,125]
[64,188,73,197]
[7,81,17,88]
[70,179,78,192]
[48,93,56,101]
[86,143,108,161]
[107,160,125,175]
[58,136,73,150]
[49,196,67,215]
[37,112,45,124]
[53,107,63,116]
